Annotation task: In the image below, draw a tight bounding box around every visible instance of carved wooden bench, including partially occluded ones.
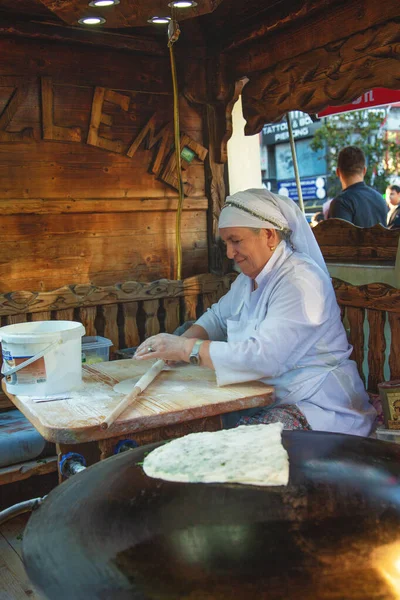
[0,273,235,485]
[313,220,400,264]
[0,273,235,353]
[313,219,400,286]
[332,278,400,397]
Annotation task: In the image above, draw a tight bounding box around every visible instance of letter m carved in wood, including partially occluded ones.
[126,113,172,175]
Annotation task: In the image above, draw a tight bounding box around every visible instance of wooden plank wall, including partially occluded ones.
[0,36,209,293]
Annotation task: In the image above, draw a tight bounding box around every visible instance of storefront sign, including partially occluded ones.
[262,112,321,145]
[317,88,400,117]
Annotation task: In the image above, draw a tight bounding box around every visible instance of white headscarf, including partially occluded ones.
[219,188,328,274]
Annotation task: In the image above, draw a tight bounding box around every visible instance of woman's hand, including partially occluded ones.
[134,333,195,363]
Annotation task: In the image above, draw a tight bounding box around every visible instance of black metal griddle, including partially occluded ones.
[23,431,400,599]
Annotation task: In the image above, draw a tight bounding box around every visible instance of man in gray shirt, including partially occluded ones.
[328,146,388,227]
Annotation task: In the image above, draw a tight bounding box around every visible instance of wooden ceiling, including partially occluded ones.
[38,0,224,28]
[0,0,322,41]
[0,0,398,136]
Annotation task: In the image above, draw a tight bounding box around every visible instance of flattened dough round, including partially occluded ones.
[143,423,289,487]
[113,378,139,394]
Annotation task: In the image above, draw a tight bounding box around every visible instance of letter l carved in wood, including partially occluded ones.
[41,77,82,142]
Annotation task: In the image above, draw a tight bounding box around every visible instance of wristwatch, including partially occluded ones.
[189,339,204,365]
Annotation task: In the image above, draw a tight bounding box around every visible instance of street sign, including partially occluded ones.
[277,176,327,202]
[317,88,400,118]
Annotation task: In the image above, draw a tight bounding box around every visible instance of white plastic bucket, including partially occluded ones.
[0,321,85,396]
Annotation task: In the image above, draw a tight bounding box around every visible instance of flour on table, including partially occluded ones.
[143,422,289,487]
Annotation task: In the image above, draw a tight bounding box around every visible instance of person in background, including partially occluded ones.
[387,185,400,229]
[322,198,333,219]
[310,211,324,228]
[328,146,388,227]
[135,189,376,436]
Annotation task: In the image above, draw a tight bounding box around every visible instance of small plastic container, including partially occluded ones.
[81,336,112,365]
[114,347,137,360]
[376,429,400,445]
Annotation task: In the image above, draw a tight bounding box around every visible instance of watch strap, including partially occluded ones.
[189,339,204,364]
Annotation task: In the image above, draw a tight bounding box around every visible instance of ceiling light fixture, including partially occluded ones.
[78,16,106,24]
[168,1,197,7]
[147,16,171,24]
[89,0,120,6]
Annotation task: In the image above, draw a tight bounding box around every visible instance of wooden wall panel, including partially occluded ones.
[0,38,209,293]
[0,227,208,291]
[0,37,172,92]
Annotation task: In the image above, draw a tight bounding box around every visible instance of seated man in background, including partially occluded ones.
[328,146,387,227]
[387,185,400,229]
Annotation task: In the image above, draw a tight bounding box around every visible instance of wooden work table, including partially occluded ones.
[2,359,274,467]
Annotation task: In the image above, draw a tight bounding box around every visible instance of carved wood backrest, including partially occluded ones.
[0,274,236,354]
[333,278,400,394]
[313,220,400,264]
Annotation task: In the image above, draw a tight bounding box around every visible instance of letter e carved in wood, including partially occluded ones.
[87,87,130,153]
[41,77,82,142]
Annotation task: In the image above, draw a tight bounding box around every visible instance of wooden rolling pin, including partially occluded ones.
[100,359,165,430]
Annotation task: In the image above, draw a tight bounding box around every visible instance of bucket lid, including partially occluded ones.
[0,321,85,344]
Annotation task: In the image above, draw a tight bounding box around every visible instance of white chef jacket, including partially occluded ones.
[195,241,376,436]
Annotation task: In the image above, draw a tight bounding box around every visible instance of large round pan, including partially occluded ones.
[23,431,400,599]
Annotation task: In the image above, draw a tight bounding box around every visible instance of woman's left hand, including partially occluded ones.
[134,333,194,363]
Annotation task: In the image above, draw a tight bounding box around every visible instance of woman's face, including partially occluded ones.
[219,227,276,279]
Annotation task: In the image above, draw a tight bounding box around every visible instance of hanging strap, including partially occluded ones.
[1,338,63,377]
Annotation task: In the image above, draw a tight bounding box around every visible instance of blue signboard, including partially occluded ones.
[277,176,327,202]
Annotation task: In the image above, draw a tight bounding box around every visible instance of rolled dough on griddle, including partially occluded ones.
[143,422,289,487]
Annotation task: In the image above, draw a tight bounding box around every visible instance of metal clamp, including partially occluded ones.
[59,452,87,479]
[113,439,139,454]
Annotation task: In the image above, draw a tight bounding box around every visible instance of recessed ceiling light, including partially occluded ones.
[168,1,197,7]
[147,16,171,24]
[78,16,106,25]
[89,0,119,6]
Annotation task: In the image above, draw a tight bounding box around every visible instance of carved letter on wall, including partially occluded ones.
[41,77,82,143]
[126,113,172,174]
[87,86,130,153]
[0,82,33,142]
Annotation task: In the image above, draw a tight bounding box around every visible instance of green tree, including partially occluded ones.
[310,109,399,197]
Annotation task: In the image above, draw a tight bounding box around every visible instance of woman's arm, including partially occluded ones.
[134,279,242,368]
[180,324,209,340]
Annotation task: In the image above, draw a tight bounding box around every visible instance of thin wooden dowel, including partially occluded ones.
[100,359,165,430]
